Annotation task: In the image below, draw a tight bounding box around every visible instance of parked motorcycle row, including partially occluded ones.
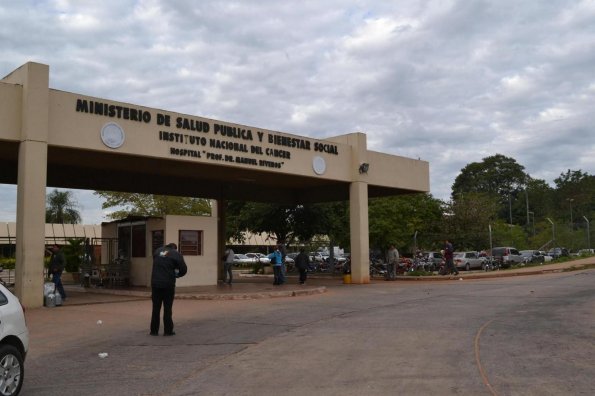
[367,255,504,277]
[264,253,507,276]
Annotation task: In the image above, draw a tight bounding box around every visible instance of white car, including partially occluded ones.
[244,253,271,264]
[0,283,29,396]
[233,254,256,265]
[538,251,553,262]
[454,251,485,271]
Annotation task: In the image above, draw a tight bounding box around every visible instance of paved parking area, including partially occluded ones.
[21,259,595,395]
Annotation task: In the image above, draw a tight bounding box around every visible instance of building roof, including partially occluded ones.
[0,222,101,242]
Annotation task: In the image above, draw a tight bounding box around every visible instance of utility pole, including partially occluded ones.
[546,218,556,248]
[584,216,591,250]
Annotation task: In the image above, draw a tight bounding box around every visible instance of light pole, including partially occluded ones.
[525,188,530,226]
[488,224,493,255]
[546,217,556,248]
[584,216,591,250]
[528,211,535,237]
[567,198,574,226]
[413,230,418,253]
[508,194,513,226]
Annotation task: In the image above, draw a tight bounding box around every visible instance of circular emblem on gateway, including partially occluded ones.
[312,156,326,175]
[100,122,125,149]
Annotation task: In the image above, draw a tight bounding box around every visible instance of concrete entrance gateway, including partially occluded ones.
[0,62,429,308]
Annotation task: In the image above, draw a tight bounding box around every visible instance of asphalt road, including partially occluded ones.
[22,270,595,395]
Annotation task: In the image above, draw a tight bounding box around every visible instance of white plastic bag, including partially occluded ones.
[44,282,55,297]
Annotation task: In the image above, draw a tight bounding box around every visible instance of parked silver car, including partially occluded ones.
[491,247,524,268]
[519,250,545,264]
[0,283,29,396]
[233,254,256,266]
[454,251,485,271]
[245,253,271,264]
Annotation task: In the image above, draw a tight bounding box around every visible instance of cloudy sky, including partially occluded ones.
[1,0,594,224]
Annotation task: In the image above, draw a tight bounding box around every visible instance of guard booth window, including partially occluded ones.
[179,230,203,256]
[117,223,146,258]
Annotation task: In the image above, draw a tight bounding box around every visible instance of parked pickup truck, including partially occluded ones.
[454,251,485,271]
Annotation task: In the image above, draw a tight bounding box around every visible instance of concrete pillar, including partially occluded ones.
[4,63,50,308]
[216,199,226,282]
[346,132,370,284]
[350,181,370,283]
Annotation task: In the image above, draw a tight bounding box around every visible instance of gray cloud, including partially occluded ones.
[1,0,594,223]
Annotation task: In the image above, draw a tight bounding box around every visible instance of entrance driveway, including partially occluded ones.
[22,267,595,395]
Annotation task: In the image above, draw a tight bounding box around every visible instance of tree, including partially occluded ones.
[225,201,340,247]
[46,190,82,224]
[452,154,529,223]
[62,238,84,273]
[94,192,211,220]
[553,169,595,225]
[368,194,443,253]
[442,192,499,250]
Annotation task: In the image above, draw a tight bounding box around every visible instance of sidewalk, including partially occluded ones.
[62,257,595,305]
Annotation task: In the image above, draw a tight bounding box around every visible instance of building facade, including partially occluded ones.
[0,62,429,307]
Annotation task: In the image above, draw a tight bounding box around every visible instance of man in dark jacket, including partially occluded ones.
[47,244,67,300]
[444,239,458,276]
[150,243,187,336]
[295,249,309,285]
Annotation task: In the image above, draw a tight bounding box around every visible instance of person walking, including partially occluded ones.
[295,248,309,285]
[222,247,234,285]
[386,244,399,280]
[268,246,284,285]
[444,239,458,275]
[150,243,187,336]
[47,244,67,300]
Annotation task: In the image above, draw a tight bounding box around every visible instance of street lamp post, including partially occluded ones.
[413,230,418,253]
[528,211,535,237]
[567,198,574,226]
[584,216,591,250]
[489,224,493,256]
[525,188,530,226]
[546,217,556,248]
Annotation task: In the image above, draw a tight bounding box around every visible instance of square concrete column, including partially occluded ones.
[215,199,225,281]
[349,181,370,284]
[5,62,50,308]
[15,141,48,307]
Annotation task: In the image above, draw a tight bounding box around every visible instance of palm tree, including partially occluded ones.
[45,190,82,224]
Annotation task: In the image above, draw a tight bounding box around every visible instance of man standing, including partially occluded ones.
[48,244,67,300]
[223,247,234,285]
[295,249,309,285]
[386,244,399,280]
[268,246,284,285]
[444,239,458,275]
[150,243,187,336]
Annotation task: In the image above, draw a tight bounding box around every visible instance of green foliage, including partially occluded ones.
[225,201,348,249]
[369,194,443,253]
[444,192,499,250]
[553,170,595,224]
[94,192,211,220]
[452,154,529,222]
[0,257,16,270]
[490,221,530,250]
[61,238,84,272]
[452,154,528,198]
[46,189,82,224]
